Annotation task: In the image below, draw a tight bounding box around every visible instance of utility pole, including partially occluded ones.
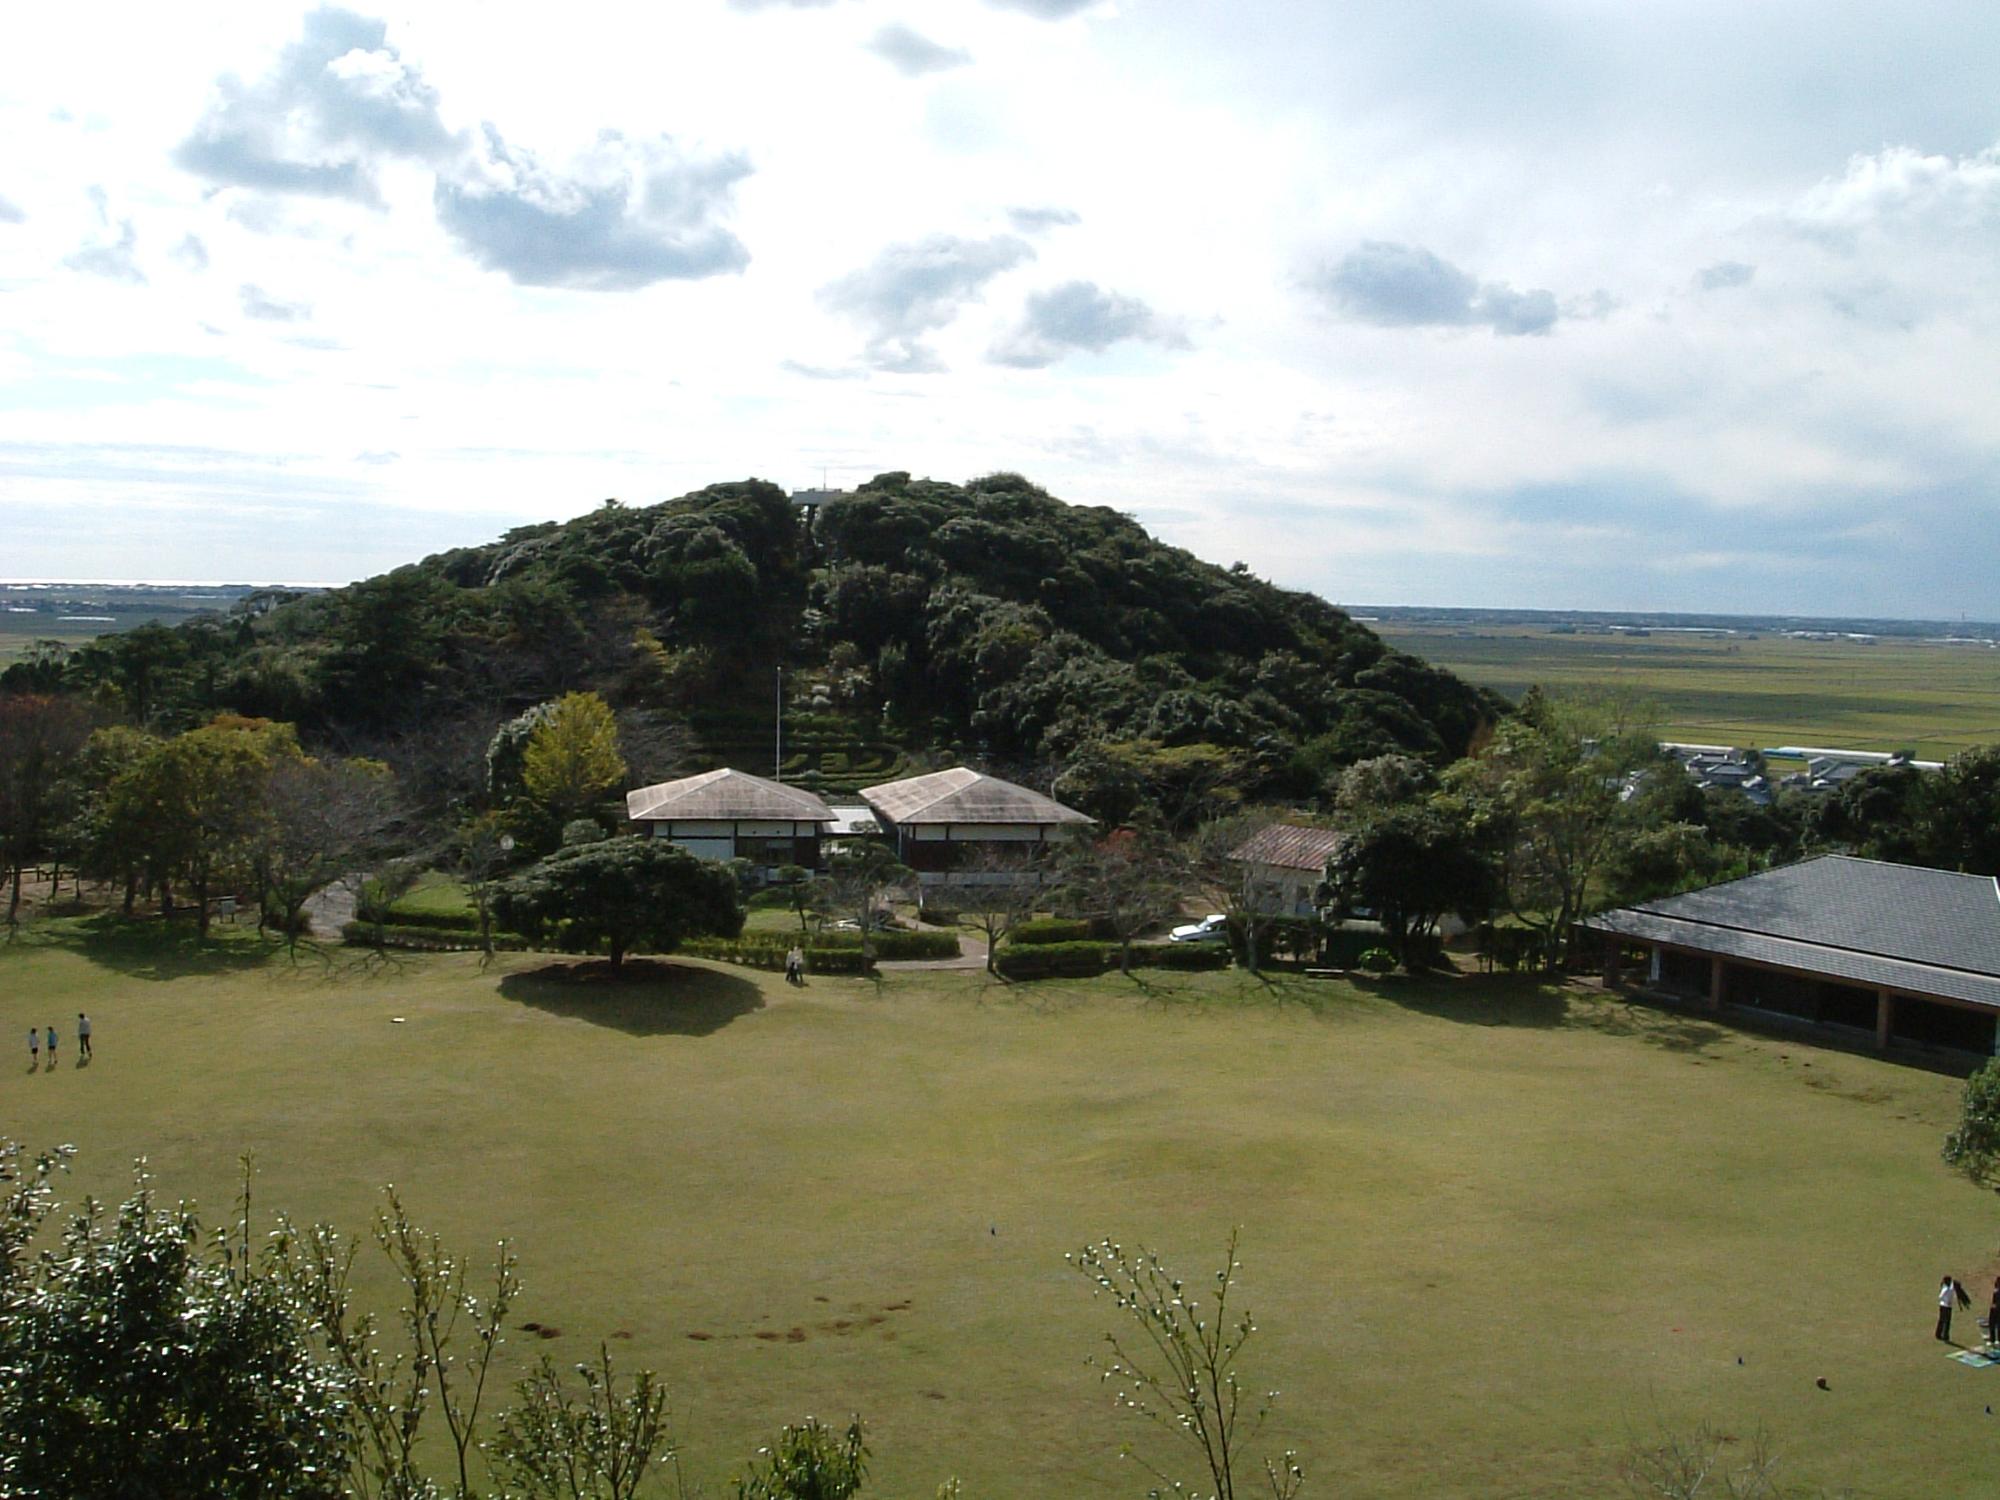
[775,666,784,782]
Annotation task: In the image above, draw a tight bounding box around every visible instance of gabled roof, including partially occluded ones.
[626,768,835,823]
[1584,855,2000,1010]
[1229,823,1343,872]
[859,767,1093,827]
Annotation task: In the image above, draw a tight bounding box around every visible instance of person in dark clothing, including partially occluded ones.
[1987,1278,2000,1349]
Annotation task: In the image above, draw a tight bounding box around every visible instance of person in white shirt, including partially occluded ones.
[28,1027,38,1067]
[1939,1274,1959,1342]
[77,1012,92,1060]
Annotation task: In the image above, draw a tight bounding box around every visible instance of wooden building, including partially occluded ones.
[858,768,1092,894]
[1227,823,1344,917]
[1585,855,2000,1059]
[625,768,835,878]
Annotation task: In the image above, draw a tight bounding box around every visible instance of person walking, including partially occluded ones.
[44,1024,57,1069]
[1939,1274,1959,1342]
[785,944,805,985]
[77,1011,92,1060]
[28,1026,38,1068]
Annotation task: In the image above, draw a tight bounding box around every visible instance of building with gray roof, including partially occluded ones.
[1584,855,2000,1059]
[858,767,1091,898]
[626,768,834,877]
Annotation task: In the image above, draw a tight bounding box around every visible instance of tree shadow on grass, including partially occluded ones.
[497,959,766,1037]
[1355,969,1574,1029]
[27,914,283,982]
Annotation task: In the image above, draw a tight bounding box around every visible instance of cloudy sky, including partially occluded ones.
[4,1,1999,616]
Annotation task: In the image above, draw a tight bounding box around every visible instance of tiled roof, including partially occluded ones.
[1583,855,2000,1008]
[1228,823,1344,872]
[859,767,1093,827]
[626,768,835,823]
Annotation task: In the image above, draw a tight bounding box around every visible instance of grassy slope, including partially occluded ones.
[1378,626,2000,760]
[3,920,1994,1497]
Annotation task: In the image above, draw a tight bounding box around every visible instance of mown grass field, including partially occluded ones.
[3,919,1995,1496]
[1379,625,2000,761]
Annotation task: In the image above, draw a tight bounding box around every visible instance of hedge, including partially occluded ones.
[995,938,1237,980]
[358,905,497,935]
[994,940,1113,979]
[342,921,528,952]
[810,929,961,960]
[1010,918,1095,946]
[1127,942,1232,971]
[679,937,873,975]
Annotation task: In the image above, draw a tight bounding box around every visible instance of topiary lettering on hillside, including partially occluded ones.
[494,836,743,970]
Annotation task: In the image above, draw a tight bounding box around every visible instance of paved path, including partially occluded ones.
[301,878,358,940]
[875,933,992,973]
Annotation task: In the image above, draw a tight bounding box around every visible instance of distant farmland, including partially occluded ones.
[1378,624,2000,761]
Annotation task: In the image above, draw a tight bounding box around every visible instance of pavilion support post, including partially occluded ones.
[1602,934,1623,987]
[1707,956,1726,1012]
[1876,990,1895,1051]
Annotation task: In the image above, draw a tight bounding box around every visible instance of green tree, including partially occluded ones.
[59,724,159,916]
[1915,745,2000,875]
[0,693,94,923]
[495,836,742,970]
[113,716,303,936]
[1943,1056,2000,1185]
[0,1155,350,1500]
[521,692,628,831]
[1448,690,1662,966]
[1319,802,1499,970]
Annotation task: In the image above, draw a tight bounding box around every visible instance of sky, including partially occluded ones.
[3,1,1999,616]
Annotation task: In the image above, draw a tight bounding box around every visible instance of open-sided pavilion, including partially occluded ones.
[1584,854,2000,1060]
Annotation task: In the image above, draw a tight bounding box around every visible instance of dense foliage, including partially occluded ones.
[494,836,744,969]
[3,474,1501,821]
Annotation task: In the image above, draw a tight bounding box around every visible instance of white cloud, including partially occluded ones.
[865,24,972,77]
[989,280,1186,367]
[819,232,1035,371]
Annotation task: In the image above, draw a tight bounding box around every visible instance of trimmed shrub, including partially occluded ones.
[916,906,961,926]
[994,940,1112,980]
[356,906,487,935]
[1127,942,1232,971]
[679,936,873,975]
[1359,947,1397,974]
[341,921,527,952]
[810,929,960,960]
[1011,918,1094,946]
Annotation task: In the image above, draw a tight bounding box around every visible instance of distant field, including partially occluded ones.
[5,920,1998,1496]
[1380,626,2000,760]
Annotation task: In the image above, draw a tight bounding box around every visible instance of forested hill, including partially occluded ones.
[15,471,1503,811]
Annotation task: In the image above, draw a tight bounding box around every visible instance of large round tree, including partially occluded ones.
[494,836,742,970]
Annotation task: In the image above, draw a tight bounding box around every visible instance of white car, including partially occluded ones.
[1168,914,1230,944]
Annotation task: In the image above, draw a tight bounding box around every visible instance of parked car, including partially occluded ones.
[1168,913,1230,944]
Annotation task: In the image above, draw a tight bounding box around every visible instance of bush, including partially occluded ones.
[1944,1056,2000,1183]
[916,906,960,926]
[995,940,1112,980]
[1358,947,1397,974]
[679,937,873,975]
[342,922,528,952]
[811,929,961,960]
[745,888,802,911]
[1011,918,1094,946]
[1127,942,1232,971]
[356,906,487,934]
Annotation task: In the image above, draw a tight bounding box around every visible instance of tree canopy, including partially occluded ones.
[494,836,743,969]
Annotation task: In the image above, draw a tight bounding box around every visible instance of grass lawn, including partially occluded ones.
[1378,626,2000,760]
[3,918,1995,1496]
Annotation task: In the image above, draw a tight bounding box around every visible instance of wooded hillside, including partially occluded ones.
[7,472,1502,813]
